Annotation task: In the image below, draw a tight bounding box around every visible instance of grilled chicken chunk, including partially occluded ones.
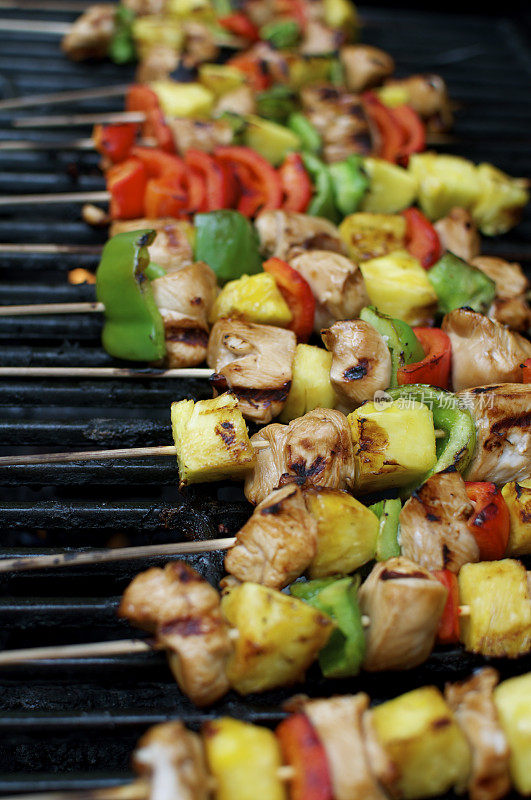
[301,85,377,162]
[244,408,356,504]
[133,722,209,800]
[123,0,165,12]
[445,669,510,800]
[225,484,317,589]
[383,73,453,131]
[61,4,115,60]
[359,557,447,671]
[304,695,387,800]
[167,118,233,156]
[442,308,531,391]
[340,45,395,93]
[255,210,346,261]
[471,256,531,333]
[110,218,194,271]
[434,207,481,262]
[458,383,531,484]
[207,319,296,424]
[399,472,478,573]
[181,20,219,69]
[151,262,217,368]
[300,20,343,55]
[322,320,391,409]
[119,562,232,706]
[136,43,180,83]
[289,250,369,331]
[214,85,256,116]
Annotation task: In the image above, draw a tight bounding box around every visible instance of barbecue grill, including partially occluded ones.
[0,2,530,796]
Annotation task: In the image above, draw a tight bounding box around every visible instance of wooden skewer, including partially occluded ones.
[0,84,129,112]
[0,367,214,379]
[0,301,103,316]
[0,190,109,206]
[0,243,102,254]
[0,17,72,34]
[0,0,93,10]
[0,136,157,151]
[0,638,155,665]
[14,111,145,128]
[0,780,150,800]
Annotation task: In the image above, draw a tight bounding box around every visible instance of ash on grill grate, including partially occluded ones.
[0,2,530,797]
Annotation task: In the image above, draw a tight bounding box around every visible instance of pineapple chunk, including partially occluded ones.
[198,64,246,97]
[339,212,406,263]
[132,16,184,57]
[209,273,293,327]
[170,393,255,487]
[408,153,480,221]
[361,158,418,214]
[149,80,214,117]
[360,250,438,325]
[458,559,531,657]
[472,163,529,236]
[494,673,531,795]
[370,686,471,800]
[279,344,337,423]
[221,581,332,694]
[305,488,379,577]
[348,398,437,493]
[204,717,286,800]
[501,478,531,556]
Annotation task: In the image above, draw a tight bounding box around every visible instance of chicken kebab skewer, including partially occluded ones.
[2,665,529,800]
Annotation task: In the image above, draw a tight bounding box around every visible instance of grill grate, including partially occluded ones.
[0,2,530,795]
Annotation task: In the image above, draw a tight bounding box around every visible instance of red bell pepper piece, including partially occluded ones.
[397,327,451,390]
[218,12,260,41]
[389,105,426,165]
[263,257,315,343]
[362,92,404,163]
[275,0,308,29]
[522,357,531,382]
[226,53,272,91]
[144,175,189,219]
[184,167,206,213]
[465,482,510,561]
[276,713,333,800]
[185,150,230,211]
[93,123,138,164]
[130,146,186,180]
[125,84,175,153]
[106,157,147,219]
[279,152,312,213]
[215,146,283,215]
[402,207,442,269]
[433,570,460,645]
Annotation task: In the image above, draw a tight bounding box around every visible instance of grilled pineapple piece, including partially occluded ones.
[150,80,214,117]
[494,673,531,795]
[209,273,293,327]
[360,250,438,325]
[339,212,406,263]
[198,64,246,97]
[221,581,333,694]
[472,163,529,236]
[348,398,437,493]
[501,478,531,556]
[305,488,379,577]
[204,717,286,800]
[370,686,471,800]
[279,344,337,423]
[360,158,418,214]
[408,153,480,221]
[133,16,184,57]
[458,559,531,657]
[323,0,358,37]
[171,393,255,487]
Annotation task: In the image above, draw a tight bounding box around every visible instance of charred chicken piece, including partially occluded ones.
[445,668,511,800]
[167,118,233,156]
[382,73,453,131]
[118,561,232,706]
[207,318,297,424]
[225,484,317,589]
[300,20,344,55]
[136,43,180,83]
[110,218,194,271]
[471,256,531,333]
[321,319,391,409]
[181,20,219,69]
[458,383,531,485]
[442,308,531,391]
[340,44,395,93]
[255,210,346,261]
[61,4,116,60]
[151,262,217,369]
[214,86,256,117]
[288,250,369,331]
[244,408,356,504]
[358,557,447,671]
[399,472,478,573]
[133,722,209,800]
[300,85,377,162]
[434,207,481,262]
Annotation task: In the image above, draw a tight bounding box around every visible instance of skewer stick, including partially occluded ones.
[14,111,145,128]
[0,84,129,112]
[0,136,157,151]
[0,639,155,665]
[0,0,94,9]
[0,17,72,34]
[0,301,103,316]
[0,243,102,254]
[0,190,109,206]
[0,367,214,379]
[0,781,150,800]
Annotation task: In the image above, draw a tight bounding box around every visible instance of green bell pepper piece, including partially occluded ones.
[427,252,496,314]
[369,498,401,560]
[215,111,247,141]
[359,306,424,387]
[96,229,166,362]
[288,112,322,155]
[291,576,365,678]
[108,6,136,64]
[329,155,369,216]
[145,261,166,281]
[301,153,339,223]
[193,210,262,285]
[387,385,476,484]
[328,58,345,86]
[257,86,298,123]
[261,19,301,48]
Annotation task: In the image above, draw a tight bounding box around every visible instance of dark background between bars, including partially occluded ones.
[0,1,530,795]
